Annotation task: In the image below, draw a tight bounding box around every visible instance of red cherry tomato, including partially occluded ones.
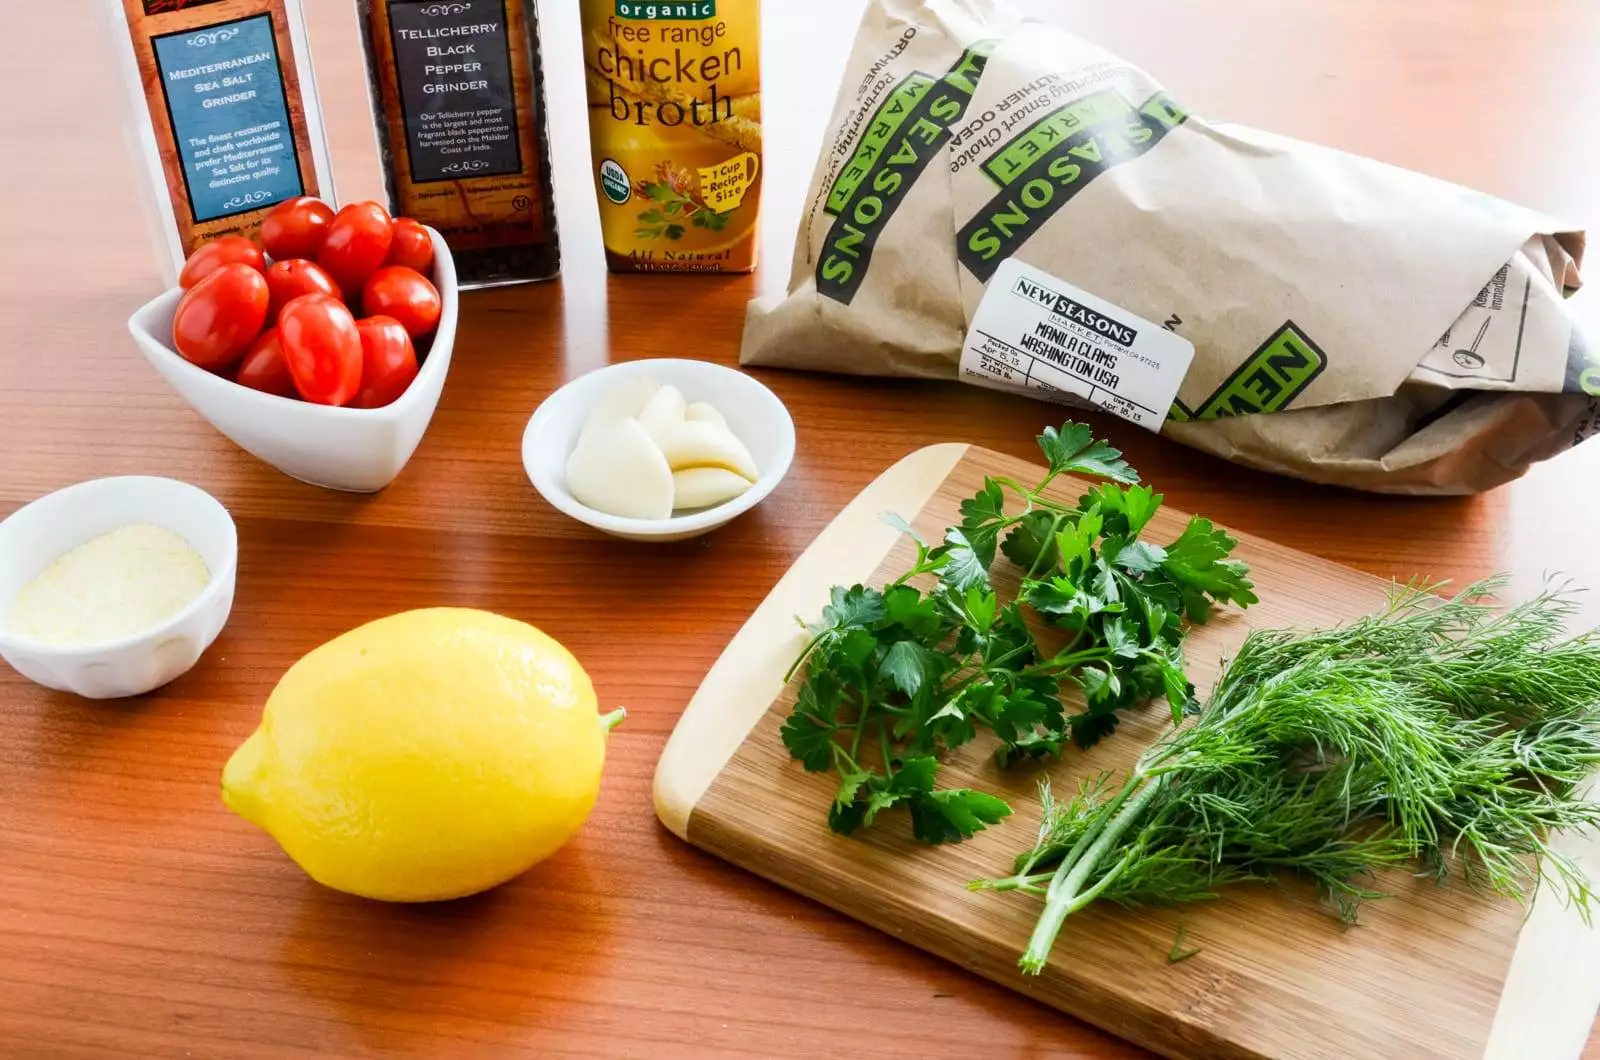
[352,316,420,410]
[260,197,336,262]
[234,328,299,399]
[386,219,435,274]
[179,236,264,289]
[278,294,363,407]
[264,259,341,322]
[362,266,442,339]
[318,202,394,294]
[172,263,270,371]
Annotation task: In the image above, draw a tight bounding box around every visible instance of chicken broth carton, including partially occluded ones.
[582,0,763,274]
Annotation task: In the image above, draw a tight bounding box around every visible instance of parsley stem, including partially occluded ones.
[849,697,870,762]
[785,633,825,684]
[1022,515,1065,582]
[879,716,895,779]
[991,476,1035,499]
[831,742,862,775]
[889,556,942,589]
[1021,647,1117,678]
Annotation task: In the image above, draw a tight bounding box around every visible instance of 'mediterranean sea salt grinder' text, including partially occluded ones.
[101,0,334,286]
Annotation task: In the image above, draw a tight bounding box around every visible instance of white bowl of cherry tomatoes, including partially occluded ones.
[127,197,458,493]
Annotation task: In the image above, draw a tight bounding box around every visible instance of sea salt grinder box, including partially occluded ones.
[101,0,336,287]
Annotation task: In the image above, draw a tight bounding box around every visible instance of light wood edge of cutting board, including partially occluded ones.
[653,443,971,840]
[1485,777,1600,1060]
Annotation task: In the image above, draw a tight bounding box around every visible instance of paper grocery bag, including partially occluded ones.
[742,0,1600,494]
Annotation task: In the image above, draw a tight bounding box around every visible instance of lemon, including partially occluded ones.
[221,609,623,902]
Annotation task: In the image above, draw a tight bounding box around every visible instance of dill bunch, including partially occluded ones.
[974,578,1600,975]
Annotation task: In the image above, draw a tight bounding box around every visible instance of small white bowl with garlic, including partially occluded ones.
[522,360,795,542]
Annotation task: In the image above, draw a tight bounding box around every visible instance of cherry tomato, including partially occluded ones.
[352,316,420,410]
[234,328,299,399]
[264,259,341,322]
[362,266,442,339]
[318,202,394,294]
[260,197,336,261]
[385,218,435,274]
[179,236,264,290]
[278,294,363,407]
[172,263,270,371]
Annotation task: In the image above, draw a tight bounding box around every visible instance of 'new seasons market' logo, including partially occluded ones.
[1168,322,1328,422]
[615,1,716,18]
[816,43,998,305]
[957,89,1190,283]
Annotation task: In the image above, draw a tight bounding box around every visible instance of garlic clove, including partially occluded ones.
[566,417,674,520]
[685,402,728,431]
[653,420,760,482]
[638,384,688,444]
[673,467,754,512]
[581,376,659,442]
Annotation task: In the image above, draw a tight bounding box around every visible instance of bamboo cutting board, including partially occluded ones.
[654,444,1600,1060]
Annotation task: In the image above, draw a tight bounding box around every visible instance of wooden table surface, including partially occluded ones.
[3,0,1598,1057]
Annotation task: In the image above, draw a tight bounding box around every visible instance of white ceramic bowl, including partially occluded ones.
[127,229,459,493]
[0,477,238,700]
[523,359,796,542]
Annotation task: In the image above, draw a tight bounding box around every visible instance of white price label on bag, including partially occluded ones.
[961,259,1194,431]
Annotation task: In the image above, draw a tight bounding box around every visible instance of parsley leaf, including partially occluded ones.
[828,798,868,835]
[927,696,978,748]
[1104,616,1144,659]
[781,712,836,773]
[1160,517,1260,622]
[883,584,943,639]
[880,641,948,698]
[891,755,940,793]
[1039,425,1139,484]
[1086,483,1163,536]
[910,790,1014,844]
[834,628,880,672]
[958,479,1008,567]
[834,769,871,811]
[810,584,886,635]
[964,587,998,632]
[1000,510,1059,573]
[1112,539,1167,574]
[935,529,991,593]
[1070,711,1121,749]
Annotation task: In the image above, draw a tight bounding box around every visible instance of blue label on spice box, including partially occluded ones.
[152,14,304,223]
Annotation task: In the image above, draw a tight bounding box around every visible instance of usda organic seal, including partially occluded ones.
[599,159,632,205]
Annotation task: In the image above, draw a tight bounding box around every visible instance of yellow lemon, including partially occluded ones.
[221,609,622,902]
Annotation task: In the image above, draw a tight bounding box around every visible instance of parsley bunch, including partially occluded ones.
[781,423,1257,844]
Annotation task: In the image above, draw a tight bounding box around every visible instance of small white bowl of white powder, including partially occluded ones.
[0,477,237,699]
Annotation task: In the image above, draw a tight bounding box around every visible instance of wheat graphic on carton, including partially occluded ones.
[583,0,762,274]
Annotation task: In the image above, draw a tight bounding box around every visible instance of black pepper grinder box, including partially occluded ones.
[356,0,561,289]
